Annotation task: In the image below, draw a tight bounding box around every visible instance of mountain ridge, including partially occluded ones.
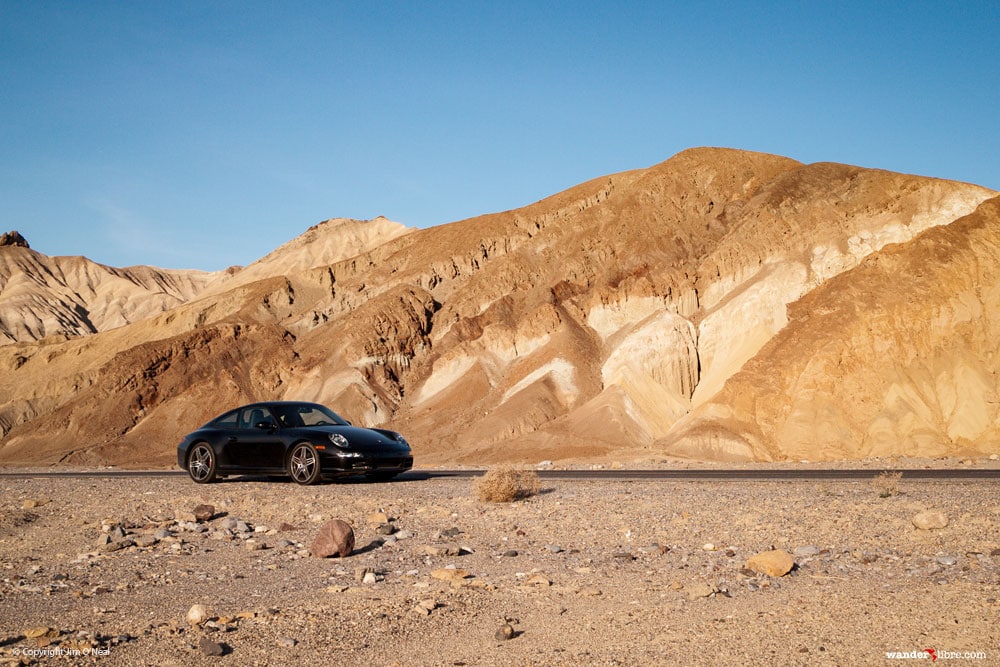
[1,147,997,466]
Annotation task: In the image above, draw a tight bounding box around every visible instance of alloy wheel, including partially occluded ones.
[188,444,216,483]
[289,443,320,484]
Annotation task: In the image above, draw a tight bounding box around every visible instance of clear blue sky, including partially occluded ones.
[2,1,997,271]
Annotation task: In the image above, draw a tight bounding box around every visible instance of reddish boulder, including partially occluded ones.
[310,519,355,558]
[193,504,215,522]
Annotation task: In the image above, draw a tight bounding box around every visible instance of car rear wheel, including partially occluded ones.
[187,443,218,484]
[288,443,321,485]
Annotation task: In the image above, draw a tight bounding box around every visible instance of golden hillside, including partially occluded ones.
[0,148,996,466]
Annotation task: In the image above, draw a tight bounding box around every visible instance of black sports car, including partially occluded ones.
[177,401,413,484]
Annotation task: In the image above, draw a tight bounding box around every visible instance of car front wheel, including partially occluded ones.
[288,443,321,485]
[187,443,218,484]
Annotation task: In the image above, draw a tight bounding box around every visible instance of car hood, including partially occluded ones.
[308,425,411,453]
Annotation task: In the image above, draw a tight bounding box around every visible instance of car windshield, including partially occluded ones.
[271,403,348,428]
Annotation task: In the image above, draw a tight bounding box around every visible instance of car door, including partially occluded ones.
[231,406,285,471]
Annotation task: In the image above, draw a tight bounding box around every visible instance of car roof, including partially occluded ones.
[239,401,324,409]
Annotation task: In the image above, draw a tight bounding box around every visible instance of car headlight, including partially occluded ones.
[329,433,350,448]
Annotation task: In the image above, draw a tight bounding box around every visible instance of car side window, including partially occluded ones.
[213,410,239,429]
[238,408,270,430]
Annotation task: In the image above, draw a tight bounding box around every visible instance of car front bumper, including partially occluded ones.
[319,453,413,477]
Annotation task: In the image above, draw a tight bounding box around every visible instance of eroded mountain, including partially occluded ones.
[1,148,996,466]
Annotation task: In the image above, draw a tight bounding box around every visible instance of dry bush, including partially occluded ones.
[873,470,903,498]
[475,466,540,503]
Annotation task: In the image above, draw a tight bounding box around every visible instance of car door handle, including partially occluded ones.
[227,436,237,443]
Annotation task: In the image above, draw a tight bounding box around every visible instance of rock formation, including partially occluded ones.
[0,231,29,248]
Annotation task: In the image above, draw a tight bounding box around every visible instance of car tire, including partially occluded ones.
[187,443,218,484]
[288,442,321,485]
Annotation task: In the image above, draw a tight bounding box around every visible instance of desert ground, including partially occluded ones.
[1,460,997,666]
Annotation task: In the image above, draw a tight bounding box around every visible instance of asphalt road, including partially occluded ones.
[0,468,997,481]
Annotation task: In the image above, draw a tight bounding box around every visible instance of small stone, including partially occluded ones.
[394,530,413,540]
[856,552,879,565]
[367,512,390,526]
[362,572,378,584]
[22,498,49,509]
[431,568,470,582]
[546,544,564,553]
[613,551,635,561]
[154,528,174,540]
[745,549,795,577]
[578,587,602,597]
[278,522,299,532]
[198,636,225,656]
[376,523,397,536]
[24,626,55,639]
[245,541,265,552]
[524,574,551,587]
[913,510,948,530]
[936,556,958,566]
[135,535,158,548]
[702,543,716,551]
[793,545,820,558]
[278,638,297,648]
[420,544,461,557]
[686,581,716,600]
[495,624,516,641]
[440,527,462,538]
[192,504,215,522]
[502,549,519,558]
[413,598,437,615]
[187,604,209,626]
[310,519,355,558]
[220,517,238,531]
[101,539,133,553]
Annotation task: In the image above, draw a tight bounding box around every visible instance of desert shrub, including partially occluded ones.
[872,470,903,498]
[475,466,540,503]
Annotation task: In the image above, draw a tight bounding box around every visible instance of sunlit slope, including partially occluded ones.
[663,196,1000,461]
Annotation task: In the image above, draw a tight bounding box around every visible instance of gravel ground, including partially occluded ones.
[1,468,997,666]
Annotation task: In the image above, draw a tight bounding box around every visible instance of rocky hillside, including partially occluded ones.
[0,148,997,466]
